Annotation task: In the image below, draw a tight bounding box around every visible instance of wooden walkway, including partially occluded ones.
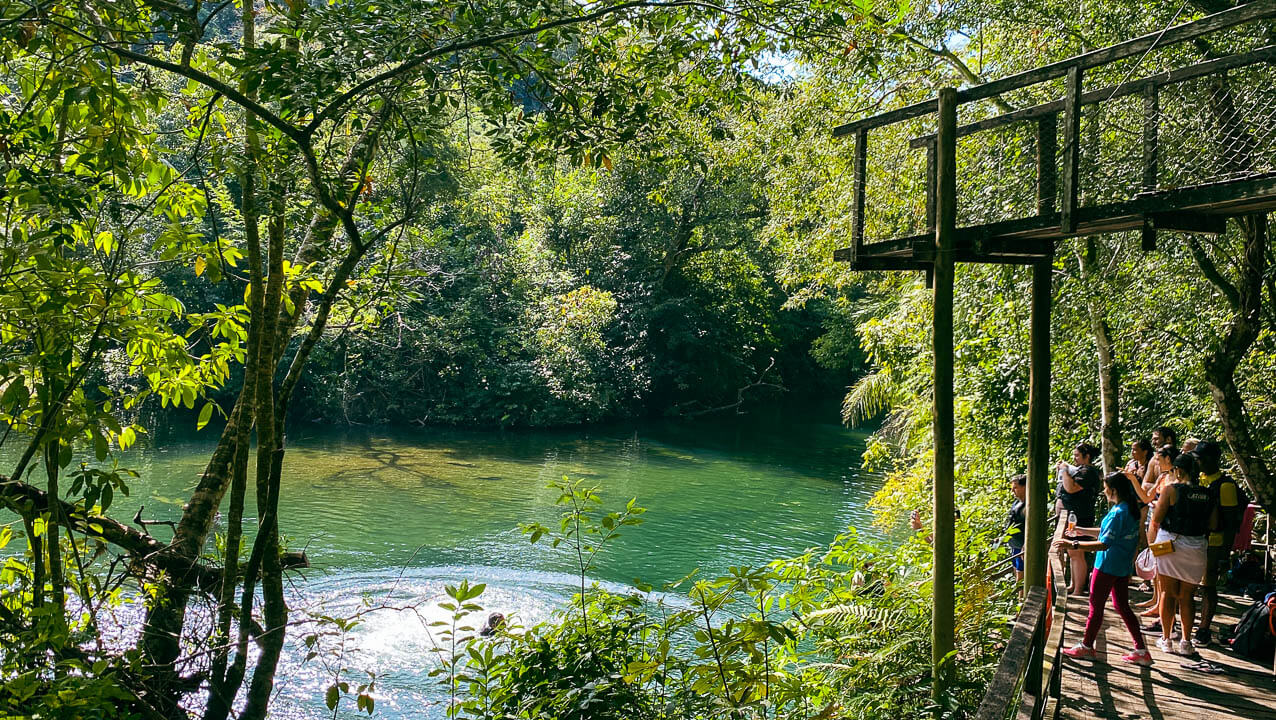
[1057,588,1276,720]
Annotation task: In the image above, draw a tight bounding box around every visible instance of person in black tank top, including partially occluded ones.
[1147,453,1212,655]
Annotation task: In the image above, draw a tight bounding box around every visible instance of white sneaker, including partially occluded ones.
[1156,636,1174,654]
[1177,639,1195,656]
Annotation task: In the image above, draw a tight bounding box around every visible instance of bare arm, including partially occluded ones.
[1054,537,1108,553]
[1128,467,1156,504]
[1148,484,1175,545]
[1058,462,1082,493]
[1142,460,1159,487]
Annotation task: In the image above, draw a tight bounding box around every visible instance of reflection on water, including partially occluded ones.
[3,417,881,718]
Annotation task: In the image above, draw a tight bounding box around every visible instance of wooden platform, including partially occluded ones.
[1057,588,1276,720]
[834,173,1276,271]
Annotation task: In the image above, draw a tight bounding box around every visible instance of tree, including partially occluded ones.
[3,0,852,716]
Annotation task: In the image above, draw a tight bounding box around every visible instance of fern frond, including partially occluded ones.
[842,369,903,426]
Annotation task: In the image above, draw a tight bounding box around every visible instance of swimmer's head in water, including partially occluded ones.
[479,612,506,637]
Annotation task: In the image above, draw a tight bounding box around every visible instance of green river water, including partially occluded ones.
[6,416,883,717]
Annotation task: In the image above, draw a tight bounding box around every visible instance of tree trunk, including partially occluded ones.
[1181,1,1276,511]
[1200,214,1274,511]
[240,184,290,720]
[1076,237,1121,472]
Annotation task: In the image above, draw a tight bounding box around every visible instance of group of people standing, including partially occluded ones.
[1036,427,1248,665]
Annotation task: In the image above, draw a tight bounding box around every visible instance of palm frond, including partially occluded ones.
[842,369,903,426]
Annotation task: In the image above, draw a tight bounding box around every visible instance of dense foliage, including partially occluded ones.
[3,0,1276,717]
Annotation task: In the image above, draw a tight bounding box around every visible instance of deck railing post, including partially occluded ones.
[1061,66,1082,233]
[932,86,958,714]
[853,128,868,263]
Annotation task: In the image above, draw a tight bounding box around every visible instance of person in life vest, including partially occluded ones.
[1194,440,1248,647]
[1146,453,1216,656]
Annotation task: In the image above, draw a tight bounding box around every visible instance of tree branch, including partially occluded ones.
[0,476,224,592]
[1188,234,1241,310]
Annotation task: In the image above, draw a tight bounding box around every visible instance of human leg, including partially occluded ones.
[1068,548,1089,594]
[1108,574,1146,650]
[1198,543,1231,643]
[1156,576,1180,652]
[1081,570,1116,648]
[1177,581,1198,650]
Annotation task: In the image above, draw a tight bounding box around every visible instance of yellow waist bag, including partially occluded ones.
[1149,539,1175,556]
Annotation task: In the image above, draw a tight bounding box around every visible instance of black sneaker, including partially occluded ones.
[1144,620,1162,634]
[1195,628,1212,647]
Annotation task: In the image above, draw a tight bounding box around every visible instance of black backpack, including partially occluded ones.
[1229,591,1276,663]
[1163,483,1212,537]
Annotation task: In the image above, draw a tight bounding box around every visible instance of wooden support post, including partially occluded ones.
[932,86,958,712]
[1060,67,1082,234]
[853,128,868,263]
[1141,219,1158,251]
[1036,115,1057,216]
[1023,254,1053,692]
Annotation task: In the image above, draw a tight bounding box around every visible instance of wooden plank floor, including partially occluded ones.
[1057,587,1276,720]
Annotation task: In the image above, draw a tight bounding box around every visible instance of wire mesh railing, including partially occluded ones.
[835,1,1276,259]
[1157,63,1276,190]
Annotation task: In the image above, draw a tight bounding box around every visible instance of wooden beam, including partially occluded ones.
[932,86,958,714]
[977,236,1056,255]
[959,0,1276,104]
[906,45,1276,149]
[850,256,932,271]
[840,172,1276,258]
[1150,210,1228,235]
[973,587,1047,720]
[1025,256,1052,591]
[1060,67,1082,234]
[1141,219,1158,251]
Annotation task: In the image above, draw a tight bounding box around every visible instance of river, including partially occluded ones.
[5,416,882,717]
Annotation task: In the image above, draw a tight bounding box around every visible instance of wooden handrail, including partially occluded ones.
[974,586,1048,720]
[906,45,1276,149]
[975,516,1069,720]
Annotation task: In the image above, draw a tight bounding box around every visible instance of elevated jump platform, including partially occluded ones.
[833,1,1276,270]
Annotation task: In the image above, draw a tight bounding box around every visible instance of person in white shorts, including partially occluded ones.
[1146,453,1214,656]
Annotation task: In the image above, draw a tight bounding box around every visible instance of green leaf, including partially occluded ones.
[197,402,214,430]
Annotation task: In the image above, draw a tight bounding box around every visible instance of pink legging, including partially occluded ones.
[1082,569,1146,650]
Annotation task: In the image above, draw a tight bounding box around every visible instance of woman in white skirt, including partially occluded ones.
[1146,453,1215,655]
